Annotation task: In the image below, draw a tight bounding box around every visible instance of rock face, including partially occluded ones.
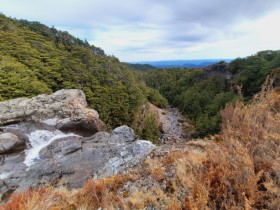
[0,125,155,201]
[0,133,25,155]
[0,89,106,136]
[26,126,154,189]
[203,63,234,81]
[0,90,155,203]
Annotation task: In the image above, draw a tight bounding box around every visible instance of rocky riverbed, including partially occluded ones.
[147,103,192,144]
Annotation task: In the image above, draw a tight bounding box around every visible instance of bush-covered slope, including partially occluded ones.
[123,63,157,71]
[139,50,280,137]
[138,68,237,137]
[0,14,149,128]
[230,50,280,97]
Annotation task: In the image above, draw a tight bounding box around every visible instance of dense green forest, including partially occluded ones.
[229,50,280,97]
[138,51,280,136]
[1,13,279,138]
[0,14,159,129]
[138,69,236,136]
[123,63,157,71]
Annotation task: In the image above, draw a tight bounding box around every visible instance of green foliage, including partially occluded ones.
[17,19,105,55]
[147,88,168,108]
[0,14,146,129]
[0,55,52,99]
[140,69,236,137]
[194,92,237,136]
[174,76,236,137]
[140,50,280,137]
[138,113,161,145]
[230,50,280,98]
[124,63,157,71]
[140,68,203,102]
[271,68,280,87]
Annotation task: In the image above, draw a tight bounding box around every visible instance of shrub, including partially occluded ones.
[139,113,161,145]
[147,88,168,108]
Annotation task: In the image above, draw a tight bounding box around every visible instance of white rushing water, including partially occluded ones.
[0,172,11,180]
[24,130,79,167]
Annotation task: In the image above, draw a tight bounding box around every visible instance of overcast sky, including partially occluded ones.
[1,0,280,62]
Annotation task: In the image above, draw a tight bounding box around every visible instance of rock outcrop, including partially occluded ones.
[0,125,155,202]
[203,62,234,81]
[0,133,25,155]
[0,90,155,203]
[0,89,106,136]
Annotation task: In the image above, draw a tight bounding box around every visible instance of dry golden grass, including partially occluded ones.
[220,81,280,209]
[1,86,280,209]
[1,175,129,210]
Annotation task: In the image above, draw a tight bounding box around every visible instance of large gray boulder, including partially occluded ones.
[0,133,25,155]
[0,89,106,136]
[0,126,155,196]
[111,125,137,143]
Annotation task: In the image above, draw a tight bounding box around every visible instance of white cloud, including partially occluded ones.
[1,0,280,61]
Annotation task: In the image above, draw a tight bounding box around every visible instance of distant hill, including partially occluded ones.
[123,62,157,71]
[133,59,233,68]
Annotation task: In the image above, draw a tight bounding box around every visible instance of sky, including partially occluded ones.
[1,0,280,62]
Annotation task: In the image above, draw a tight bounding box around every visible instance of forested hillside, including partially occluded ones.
[123,63,157,71]
[1,13,279,138]
[138,69,237,136]
[0,14,154,129]
[229,50,280,97]
[139,51,280,137]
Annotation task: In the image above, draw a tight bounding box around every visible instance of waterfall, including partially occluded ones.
[24,130,79,167]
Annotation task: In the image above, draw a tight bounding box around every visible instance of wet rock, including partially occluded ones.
[35,127,154,183]
[1,126,155,195]
[39,135,83,158]
[0,180,15,203]
[0,133,25,154]
[57,118,105,137]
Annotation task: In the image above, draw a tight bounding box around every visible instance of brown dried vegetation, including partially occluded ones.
[1,87,280,209]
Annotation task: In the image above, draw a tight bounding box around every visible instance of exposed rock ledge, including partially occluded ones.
[0,89,106,136]
[0,90,155,202]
